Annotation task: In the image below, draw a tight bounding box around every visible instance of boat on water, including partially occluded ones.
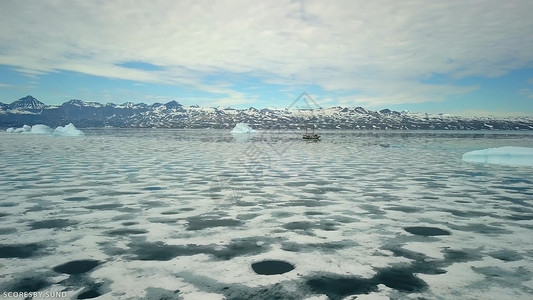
[302,125,320,140]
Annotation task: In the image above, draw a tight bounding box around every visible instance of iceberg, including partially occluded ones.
[29,124,54,135]
[231,123,256,134]
[462,146,533,166]
[6,123,85,137]
[53,123,85,137]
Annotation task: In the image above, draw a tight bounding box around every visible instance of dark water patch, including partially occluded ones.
[53,260,101,275]
[0,228,17,235]
[271,211,294,218]
[143,186,165,191]
[180,207,195,211]
[76,282,105,299]
[442,248,483,264]
[454,200,472,204]
[385,205,422,213]
[283,221,313,231]
[360,204,386,215]
[130,242,199,261]
[10,277,50,292]
[305,211,325,216]
[0,243,43,258]
[235,200,258,207]
[489,249,523,262]
[106,228,148,236]
[318,220,338,231]
[147,217,178,224]
[332,215,359,223]
[77,289,101,299]
[281,241,350,253]
[404,226,451,236]
[63,188,88,193]
[306,275,377,300]
[130,238,270,261]
[251,260,294,275]
[186,217,242,230]
[161,210,182,215]
[375,266,428,292]
[64,196,90,202]
[30,219,78,230]
[121,221,139,226]
[0,212,8,218]
[211,238,269,260]
[0,202,18,207]
[84,203,123,210]
[237,213,260,220]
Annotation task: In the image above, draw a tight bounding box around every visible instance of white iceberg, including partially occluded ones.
[29,124,54,135]
[6,123,85,137]
[13,125,32,133]
[53,123,85,137]
[462,146,533,166]
[231,123,256,134]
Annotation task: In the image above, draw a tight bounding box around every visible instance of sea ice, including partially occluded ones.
[230,123,256,133]
[462,146,533,166]
[5,123,85,137]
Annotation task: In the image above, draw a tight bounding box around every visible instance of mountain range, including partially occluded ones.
[1,95,532,130]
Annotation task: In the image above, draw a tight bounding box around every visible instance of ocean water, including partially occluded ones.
[0,129,532,299]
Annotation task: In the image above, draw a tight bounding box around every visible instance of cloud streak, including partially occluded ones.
[1,0,532,106]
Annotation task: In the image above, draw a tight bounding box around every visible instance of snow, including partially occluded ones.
[230,122,256,133]
[6,123,85,137]
[462,146,533,166]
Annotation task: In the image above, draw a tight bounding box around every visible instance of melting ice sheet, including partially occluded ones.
[0,129,532,299]
[462,146,533,166]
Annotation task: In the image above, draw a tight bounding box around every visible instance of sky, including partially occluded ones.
[1,0,533,116]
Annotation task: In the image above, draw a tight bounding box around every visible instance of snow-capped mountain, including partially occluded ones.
[6,95,47,111]
[1,95,532,130]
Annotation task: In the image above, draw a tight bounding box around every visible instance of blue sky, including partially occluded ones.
[1,0,532,116]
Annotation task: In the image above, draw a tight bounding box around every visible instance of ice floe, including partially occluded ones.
[462,146,533,166]
[6,123,85,137]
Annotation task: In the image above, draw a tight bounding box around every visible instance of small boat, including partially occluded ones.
[302,125,320,140]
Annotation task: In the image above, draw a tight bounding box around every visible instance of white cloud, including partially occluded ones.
[1,0,532,106]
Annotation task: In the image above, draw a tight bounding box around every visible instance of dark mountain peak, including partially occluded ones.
[9,95,46,110]
[164,100,182,109]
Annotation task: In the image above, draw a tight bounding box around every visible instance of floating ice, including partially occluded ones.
[6,123,85,137]
[231,122,256,133]
[53,123,85,137]
[462,146,533,166]
[28,124,54,135]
